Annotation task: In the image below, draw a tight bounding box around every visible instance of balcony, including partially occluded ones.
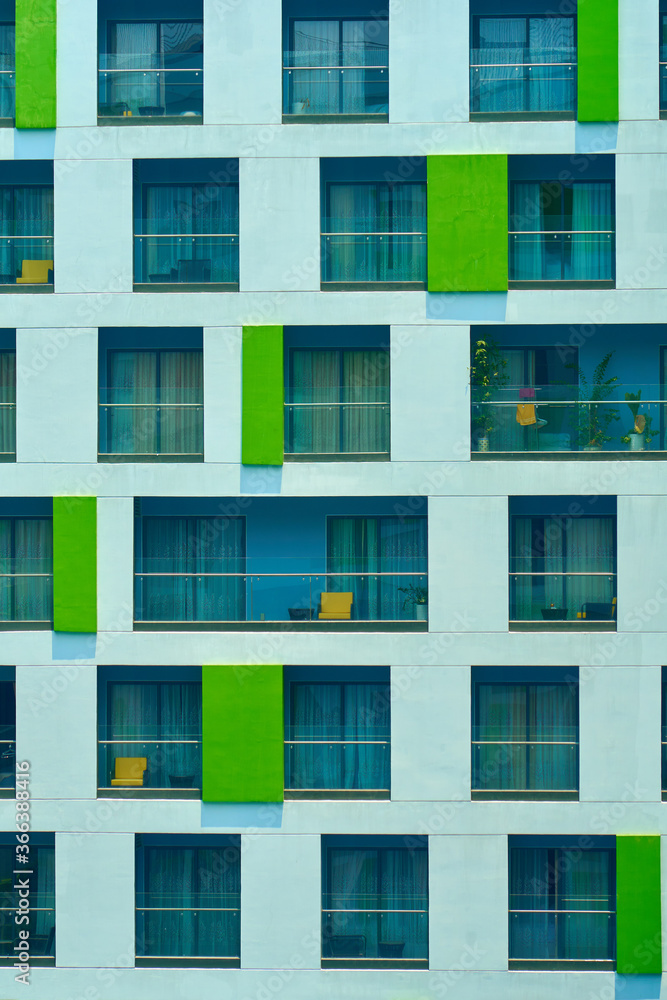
[472,726,578,801]
[285,387,390,460]
[0,839,55,966]
[321,230,426,289]
[0,724,14,798]
[470,48,576,121]
[510,571,617,631]
[322,900,428,968]
[283,54,388,123]
[98,730,202,799]
[0,558,52,629]
[509,231,615,286]
[98,387,203,461]
[285,725,390,800]
[0,236,53,290]
[509,907,615,971]
[133,231,239,289]
[472,384,667,457]
[98,55,202,123]
[136,891,240,968]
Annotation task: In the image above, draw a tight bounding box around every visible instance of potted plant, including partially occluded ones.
[567,352,621,452]
[292,96,310,114]
[620,391,654,452]
[399,584,428,621]
[470,337,510,452]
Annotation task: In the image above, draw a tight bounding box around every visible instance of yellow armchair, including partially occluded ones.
[111,757,147,787]
[16,259,53,284]
[318,592,353,620]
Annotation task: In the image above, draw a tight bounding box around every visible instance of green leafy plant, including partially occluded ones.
[567,352,621,449]
[620,391,654,445]
[398,584,428,610]
[470,337,510,440]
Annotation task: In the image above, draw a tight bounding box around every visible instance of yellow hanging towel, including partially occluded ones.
[516,404,537,426]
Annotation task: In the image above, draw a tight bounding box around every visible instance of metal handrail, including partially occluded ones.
[136,232,238,238]
[509,229,614,235]
[322,230,425,236]
[136,571,425,577]
[286,739,389,745]
[100,401,202,408]
[473,739,577,746]
[100,67,202,74]
[0,234,53,240]
[510,908,614,915]
[100,738,201,744]
[510,571,616,577]
[285,401,388,408]
[472,60,576,68]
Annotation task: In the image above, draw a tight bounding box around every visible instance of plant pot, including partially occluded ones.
[414,603,427,621]
[477,436,489,453]
[292,102,308,114]
[583,446,602,452]
[629,432,645,452]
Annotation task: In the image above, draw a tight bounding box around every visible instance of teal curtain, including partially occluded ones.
[509,846,614,962]
[287,681,390,792]
[473,683,578,791]
[327,516,427,621]
[137,516,245,623]
[324,845,428,961]
[138,845,240,959]
[0,518,52,623]
[0,351,15,455]
[571,182,614,281]
[510,182,544,280]
[105,350,203,456]
[0,24,14,119]
[288,349,389,455]
[106,682,202,789]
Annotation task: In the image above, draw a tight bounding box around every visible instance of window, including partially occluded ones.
[509,176,615,286]
[662,673,667,799]
[472,674,578,799]
[99,348,203,461]
[135,514,245,624]
[0,835,55,967]
[0,674,14,797]
[322,836,428,968]
[0,346,14,460]
[0,5,14,123]
[285,348,390,459]
[327,515,428,622]
[470,8,576,119]
[98,672,202,798]
[133,160,239,289]
[0,166,54,288]
[0,513,52,627]
[285,673,390,799]
[136,836,240,968]
[321,160,427,288]
[509,839,615,970]
[283,13,388,121]
[661,3,667,117]
[98,3,203,121]
[509,498,617,629]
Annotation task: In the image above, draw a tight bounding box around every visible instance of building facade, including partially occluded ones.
[0,0,665,997]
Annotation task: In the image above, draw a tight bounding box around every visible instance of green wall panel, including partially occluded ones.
[202,664,284,802]
[242,326,284,466]
[577,0,619,122]
[616,835,662,974]
[427,155,508,293]
[53,497,97,634]
[15,0,56,129]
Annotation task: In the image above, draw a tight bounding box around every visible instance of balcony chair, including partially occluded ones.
[577,597,617,621]
[318,592,353,620]
[177,258,211,283]
[325,934,366,958]
[111,756,147,787]
[16,260,53,284]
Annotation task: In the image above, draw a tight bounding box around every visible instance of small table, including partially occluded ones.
[169,774,194,788]
[540,607,568,621]
[288,607,315,621]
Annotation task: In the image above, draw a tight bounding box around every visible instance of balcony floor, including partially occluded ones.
[473,451,667,461]
[134,620,428,633]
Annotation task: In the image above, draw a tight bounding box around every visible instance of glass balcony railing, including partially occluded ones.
[133,232,239,286]
[283,48,388,118]
[0,728,14,794]
[98,387,203,459]
[660,51,667,111]
[472,384,667,454]
[321,233,426,285]
[98,53,202,119]
[285,386,390,457]
[322,899,428,967]
[470,47,576,116]
[0,71,14,120]
[0,567,52,626]
[509,572,616,626]
[509,908,615,965]
[136,892,240,965]
[134,564,427,625]
[0,238,53,285]
[285,725,390,795]
[509,231,615,283]
[0,402,14,458]
[472,725,578,794]
[98,730,202,795]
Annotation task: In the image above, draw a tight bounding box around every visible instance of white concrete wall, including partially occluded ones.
[428,496,509,633]
[617,495,667,632]
[203,0,282,125]
[429,835,508,971]
[619,0,659,121]
[391,325,470,463]
[239,157,320,293]
[97,498,135,633]
[389,0,469,123]
[16,666,97,800]
[55,833,135,968]
[392,665,470,802]
[16,328,98,463]
[579,665,661,803]
[241,834,321,969]
[616,154,667,290]
[56,0,98,128]
[54,159,133,294]
[203,326,242,464]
